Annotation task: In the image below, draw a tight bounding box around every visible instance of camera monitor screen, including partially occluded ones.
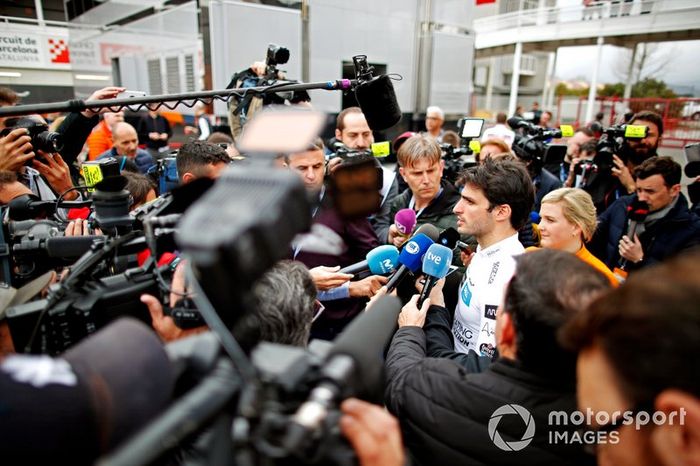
[460,118,484,139]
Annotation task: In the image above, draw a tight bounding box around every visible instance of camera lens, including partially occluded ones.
[36,131,64,153]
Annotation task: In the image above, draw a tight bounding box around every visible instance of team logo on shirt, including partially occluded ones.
[487,261,500,285]
[480,343,496,358]
[484,304,498,320]
[461,281,472,306]
[452,319,474,346]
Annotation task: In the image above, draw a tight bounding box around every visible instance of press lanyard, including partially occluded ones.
[408,187,443,218]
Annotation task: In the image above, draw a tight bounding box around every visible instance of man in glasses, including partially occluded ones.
[561,251,700,466]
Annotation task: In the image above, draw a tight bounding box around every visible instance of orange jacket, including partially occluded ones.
[86,120,113,161]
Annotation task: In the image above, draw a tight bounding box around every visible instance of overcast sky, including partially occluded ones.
[554,40,700,89]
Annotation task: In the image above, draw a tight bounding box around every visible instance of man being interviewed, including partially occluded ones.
[451,158,534,358]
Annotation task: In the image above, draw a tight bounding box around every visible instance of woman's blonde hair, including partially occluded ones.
[541,188,597,242]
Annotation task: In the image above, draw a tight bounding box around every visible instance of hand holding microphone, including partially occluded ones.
[310,265,354,291]
[384,233,435,293]
[388,209,416,248]
[417,243,453,307]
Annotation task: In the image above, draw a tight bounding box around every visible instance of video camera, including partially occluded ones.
[571,124,650,188]
[508,116,562,170]
[440,117,483,184]
[595,124,649,167]
[3,173,215,354]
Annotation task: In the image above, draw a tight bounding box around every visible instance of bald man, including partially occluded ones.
[97,122,154,174]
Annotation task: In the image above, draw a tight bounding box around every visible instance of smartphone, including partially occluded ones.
[457,240,472,255]
[118,90,147,98]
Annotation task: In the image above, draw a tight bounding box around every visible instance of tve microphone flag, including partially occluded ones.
[418,244,453,306]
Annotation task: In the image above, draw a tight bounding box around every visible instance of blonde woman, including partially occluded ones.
[538,188,618,286]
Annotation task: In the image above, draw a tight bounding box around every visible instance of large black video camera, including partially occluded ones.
[595,124,649,168]
[508,116,563,172]
[570,124,650,188]
[440,117,482,185]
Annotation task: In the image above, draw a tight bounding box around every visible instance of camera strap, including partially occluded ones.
[0,219,12,286]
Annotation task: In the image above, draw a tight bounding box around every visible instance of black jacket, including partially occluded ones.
[424,304,494,372]
[57,112,99,182]
[590,193,700,270]
[373,180,462,244]
[137,114,172,150]
[384,327,594,466]
[534,168,562,213]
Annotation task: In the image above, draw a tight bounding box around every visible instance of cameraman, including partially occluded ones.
[585,110,664,213]
[564,139,597,188]
[0,114,79,202]
[560,127,594,183]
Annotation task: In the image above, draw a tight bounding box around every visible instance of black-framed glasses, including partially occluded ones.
[580,400,655,456]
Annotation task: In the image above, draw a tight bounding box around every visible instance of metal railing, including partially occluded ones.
[474,0,696,34]
[557,96,700,148]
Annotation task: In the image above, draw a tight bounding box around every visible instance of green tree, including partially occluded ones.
[555,83,588,96]
[600,83,625,97]
[595,79,677,98]
[631,78,677,98]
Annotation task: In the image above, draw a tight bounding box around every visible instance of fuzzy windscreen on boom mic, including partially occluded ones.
[354,74,402,131]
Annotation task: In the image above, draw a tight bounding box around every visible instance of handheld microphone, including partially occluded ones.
[614,199,650,281]
[413,223,440,242]
[437,227,460,249]
[394,208,417,236]
[625,199,650,240]
[385,233,434,293]
[283,295,402,452]
[418,244,453,307]
[352,55,401,131]
[338,245,400,275]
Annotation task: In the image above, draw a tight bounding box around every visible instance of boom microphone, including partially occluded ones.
[353,55,401,131]
[507,116,535,132]
[44,236,105,259]
[394,208,417,236]
[385,233,434,293]
[418,244,453,307]
[339,245,400,275]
